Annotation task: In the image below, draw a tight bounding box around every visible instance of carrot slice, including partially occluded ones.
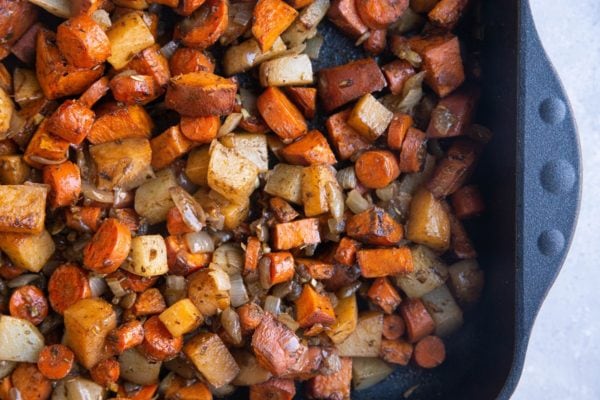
[380,339,413,365]
[367,277,402,314]
[382,60,416,96]
[43,161,81,208]
[237,302,265,335]
[65,206,103,233]
[387,113,413,150]
[175,0,229,49]
[383,314,405,340]
[11,363,52,400]
[127,45,171,88]
[131,288,167,317]
[398,127,427,173]
[180,115,220,143]
[355,150,400,189]
[364,29,387,54]
[150,126,193,170]
[110,74,161,106]
[56,14,111,68]
[48,263,92,314]
[413,335,446,368]
[356,0,408,29]
[83,218,132,274]
[46,100,95,145]
[79,77,110,108]
[9,285,48,325]
[170,48,215,75]
[280,130,337,166]
[140,316,183,362]
[450,185,485,219]
[257,87,308,142]
[400,298,435,343]
[37,344,75,380]
[90,358,120,387]
[285,87,317,119]
[244,236,262,274]
[269,197,300,223]
[106,320,145,355]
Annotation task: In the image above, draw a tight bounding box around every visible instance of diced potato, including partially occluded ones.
[63,378,106,400]
[64,298,117,369]
[394,245,448,299]
[264,163,304,205]
[327,294,358,344]
[447,259,484,307]
[134,169,178,225]
[119,348,162,385]
[302,164,336,217]
[106,12,155,69]
[187,265,231,317]
[166,72,238,117]
[348,94,394,141]
[183,332,240,388]
[185,145,211,186]
[220,133,269,172]
[232,351,272,386]
[208,141,259,204]
[122,235,168,277]
[223,37,288,76]
[336,312,383,357]
[281,0,329,47]
[259,54,314,87]
[0,155,30,184]
[13,69,43,107]
[406,188,451,252]
[0,230,55,272]
[208,190,250,230]
[352,357,394,391]
[0,87,13,139]
[421,284,463,337]
[159,299,204,337]
[89,138,153,191]
[0,184,47,234]
[0,315,44,362]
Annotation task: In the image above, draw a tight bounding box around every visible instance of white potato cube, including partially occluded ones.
[259,54,314,87]
[208,141,259,204]
[422,284,463,337]
[122,235,168,277]
[395,245,448,298]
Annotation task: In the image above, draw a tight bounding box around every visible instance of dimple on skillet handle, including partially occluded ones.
[518,2,581,332]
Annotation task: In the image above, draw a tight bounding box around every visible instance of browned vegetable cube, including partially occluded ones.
[166,72,238,117]
[0,184,47,234]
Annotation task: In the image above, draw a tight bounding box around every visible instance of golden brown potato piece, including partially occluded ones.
[165,72,238,117]
[87,103,154,144]
[183,333,240,388]
[57,15,111,68]
[0,155,30,184]
[36,29,105,100]
[89,138,153,191]
[106,12,155,69]
[0,184,47,234]
[406,188,451,252]
[0,230,55,272]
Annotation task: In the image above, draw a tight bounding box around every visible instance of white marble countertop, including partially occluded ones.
[512,0,600,398]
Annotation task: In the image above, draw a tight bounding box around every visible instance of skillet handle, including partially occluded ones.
[518,3,581,331]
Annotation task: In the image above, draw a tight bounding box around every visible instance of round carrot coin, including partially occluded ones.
[355,150,400,189]
[83,218,132,274]
[37,344,75,380]
[356,0,409,29]
[48,264,92,314]
[413,335,446,369]
[11,363,52,400]
[140,316,183,362]
[90,358,120,387]
[9,285,48,325]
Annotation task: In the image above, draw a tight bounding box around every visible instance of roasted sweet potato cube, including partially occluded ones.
[251,313,308,376]
[57,15,111,68]
[0,0,38,51]
[36,29,105,100]
[408,34,465,97]
[318,58,386,112]
[346,206,403,246]
[0,185,47,234]
[285,87,317,119]
[87,103,154,144]
[250,378,296,400]
[357,247,413,278]
[426,138,480,198]
[296,284,336,328]
[272,218,321,250]
[127,45,171,88]
[382,60,415,95]
[46,100,95,145]
[151,126,193,170]
[325,109,371,160]
[71,0,103,15]
[327,0,368,38]
[428,0,469,30]
[296,258,334,280]
[387,113,413,150]
[380,338,413,365]
[159,299,203,337]
[132,288,166,317]
[307,357,352,400]
[257,87,308,142]
[368,277,401,314]
[110,73,161,105]
[269,197,300,223]
[24,121,70,169]
[166,72,237,117]
[400,298,435,343]
[237,302,265,335]
[170,48,215,76]
[334,237,360,266]
[427,86,479,138]
[263,251,295,286]
[174,0,229,49]
[252,0,298,52]
[79,77,110,108]
[280,130,337,166]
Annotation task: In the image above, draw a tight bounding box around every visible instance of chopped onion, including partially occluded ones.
[239,88,259,116]
[176,170,198,193]
[221,308,242,346]
[82,182,114,204]
[0,361,15,380]
[210,230,232,246]
[263,295,281,315]
[375,181,399,202]
[258,257,272,289]
[9,388,22,400]
[229,274,249,307]
[305,34,324,60]
[325,181,345,219]
[120,292,137,309]
[106,276,127,298]
[346,189,370,214]
[164,275,187,306]
[170,186,206,232]
[278,313,299,331]
[212,243,244,276]
[28,155,67,165]
[272,281,293,298]
[390,7,425,34]
[88,274,107,297]
[337,167,357,190]
[7,274,40,288]
[185,231,215,254]
[92,9,111,30]
[355,31,371,46]
[232,3,253,26]
[212,384,236,397]
[327,217,345,235]
[218,113,243,137]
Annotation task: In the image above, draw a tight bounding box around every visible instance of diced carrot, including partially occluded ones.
[48,263,92,314]
[306,357,352,400]
[383,314,405,340]
[166,207,194,236]
[327,0,368,38]
[56,14,111,68]
[127,45,171,88]
[426,138,480,198]
[71,0,102,15]
[382,60,416,96]
[285,87,317,119]
[356,0,408,29]
[170,48,215,75]
[9,285,48,326]
[10,363,52,400]
[447,207,477,259]
[110,74,161,106]
[251,313,308,376]
[43,161,81,209]
[79,76,110,108]
[428,0,469,30]
[24,121,70,169]
[131,288,167,317]
[296,258,334,280]
[451,185,484,219]
[166,72,237,117]
[387,113,413,150]
[10,22,43,65]
[180,116,220,143]
[427,86,479,138]
[280,130,337,166]
[37,344,75,380]
[263,251,295,286]
[90,358,120,387]
[257,87,308,142]
[175,0,229,49]
[107,270,159,293]
[250,378,296,400]
[367,277,402,314]
[83,218,132,274]
[0,260,25,280]
[112,208,140,233]
[244,236,262,274]
[252,0,298,52]
[272,218,321,250]
[380,339,413,365]
[269,197,300,223]
[237,302,265,335]
[295,284,336,328]
[413,335,446,368]
[141,316,184,362]
[325,109,372,160]
[364,29,387,55]
[334,237,361,266]
[106,320,145,355]
[346,206,403,246]
[0,376,10,399]
[151,126,194,170]
[400,298,435,343]
[65,207,103,233]
[87,103,154,144]
[46,100,95,145]
[166,380,212,400]
[357,247,413,278]
[318,58,387,112]
[165,235,212,276]
[408,34,465,97]
[354,150,400,189]
[177,0,208,16]
[399,127,427,173]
